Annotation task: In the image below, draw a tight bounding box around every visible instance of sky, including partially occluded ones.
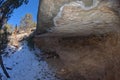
[8,0,39,26]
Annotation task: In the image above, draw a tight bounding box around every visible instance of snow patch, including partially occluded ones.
[0,42,59,80]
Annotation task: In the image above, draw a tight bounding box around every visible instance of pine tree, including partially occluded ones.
[0,0,29,78]
[19,14,36,31]
[0,26,10,78]
[0,0,28,28]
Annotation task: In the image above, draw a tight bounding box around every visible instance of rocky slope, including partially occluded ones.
[35,0,120,80]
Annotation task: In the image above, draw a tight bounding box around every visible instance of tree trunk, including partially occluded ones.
[0,55,10,78]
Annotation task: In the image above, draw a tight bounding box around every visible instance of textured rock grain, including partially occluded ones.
[35,0,120,80]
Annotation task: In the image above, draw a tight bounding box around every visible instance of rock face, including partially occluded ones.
[37,0,76,33]
[35,0,120,80]
[37,0,120,33]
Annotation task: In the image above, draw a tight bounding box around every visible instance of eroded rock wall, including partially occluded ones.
[37,0,76,33]
[37,0,120,33]
[35,0,120,80]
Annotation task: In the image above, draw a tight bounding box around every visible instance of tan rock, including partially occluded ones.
[35,0,120,80]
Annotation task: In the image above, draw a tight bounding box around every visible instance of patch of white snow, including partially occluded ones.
[0,42,59,80]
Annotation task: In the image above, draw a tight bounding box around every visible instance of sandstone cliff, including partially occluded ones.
[35,0,120,80]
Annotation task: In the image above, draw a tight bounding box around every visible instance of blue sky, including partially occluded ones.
[8,0,39,26]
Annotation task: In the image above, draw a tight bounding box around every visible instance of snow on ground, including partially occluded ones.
[0,41,59,80]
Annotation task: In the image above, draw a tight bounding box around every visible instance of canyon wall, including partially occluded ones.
[35,0,120,80]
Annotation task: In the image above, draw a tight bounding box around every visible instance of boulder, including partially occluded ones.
[37,0,76,33]
[37,0,120,33]
[35,0,120,80]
